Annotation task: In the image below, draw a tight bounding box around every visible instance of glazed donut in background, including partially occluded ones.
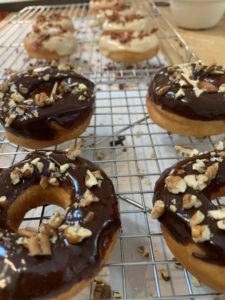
[34,13,74,32]
[102,13,152,33]
[0,63,95,149]
[99,29,159,64]
[89,0,124,12]
[24,23,77,59]
[151,147,225,293]
[147,61,225,137]
[0,148,120,299]
[96,3,138,24]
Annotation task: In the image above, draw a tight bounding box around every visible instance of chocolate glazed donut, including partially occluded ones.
[152,148,225,292]
[147,61,225,136]
[0,63,95,149]
[0,147,120,299]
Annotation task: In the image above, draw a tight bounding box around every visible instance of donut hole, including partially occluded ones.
[7,184,71,231]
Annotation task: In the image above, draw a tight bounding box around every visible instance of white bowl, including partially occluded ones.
[170,0,225,29]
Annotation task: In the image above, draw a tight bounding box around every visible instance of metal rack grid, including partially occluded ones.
[0,2,222,300]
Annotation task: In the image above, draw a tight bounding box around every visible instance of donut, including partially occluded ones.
[102,13,152,32]
[34,13,74,32]
[96,3,137,24]
[0,63,95,149]
[24,23,76,59]
[99,29,159,64]
[0,148,120,299]
[151,148,225,293]
[147,61,225,137]
[89,0,124,12]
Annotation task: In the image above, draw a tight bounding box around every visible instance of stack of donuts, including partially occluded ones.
[90,0,159,63]
[24,13,76,59]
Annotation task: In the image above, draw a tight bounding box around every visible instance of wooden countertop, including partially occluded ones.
[160,6,225,65]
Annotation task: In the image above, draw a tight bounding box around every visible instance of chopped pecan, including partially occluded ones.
[34,92,50,107]
[18,227,37,238]
[184,174,208,191]
[190,210,205,226]
[0,196,6,204]
[10,167,22,185]
[192,159,206,173]
[60,163,70,173]
[83,211,95,223]
[85,170,98,188]
[21,163,34,178]
[156,85,171,96]
[191,225,211,243]
[204,163,218,182]
[208,208,225,220]
[64,224,92,244]
[151,200,165,219]
[80,189,99,207]
[48,211,65,229]
[182,194,202,209]
[66,145,81,160]
[175,145,199,157]
[217,219,225,230]
[48,177,59,186]
[5,114,17,127]
[165,175,187,194]
[27,233,51,256]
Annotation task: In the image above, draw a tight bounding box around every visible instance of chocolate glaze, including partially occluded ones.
[0,65,95,140]
[0,151,120,299]
[148,62,225,121]
[153,150,225,265]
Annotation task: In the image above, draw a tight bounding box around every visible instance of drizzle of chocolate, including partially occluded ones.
[153,150,225,265]
[0,150,120,299]
[148,63,225,121]
[0,66,95,140]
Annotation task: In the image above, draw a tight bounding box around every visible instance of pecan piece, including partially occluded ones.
[64,224,92,244]
[27,233,51,256]
[151,200,165,219]
[191,225,211,243]
[48,211,65,229]
[165,175,187,194]
[156,85,171,96]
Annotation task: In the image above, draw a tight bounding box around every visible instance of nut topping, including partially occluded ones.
[214,141,224,151]
[80,189,99,207]
[151,200,165,219]
[66,145,81,160]
[40,176,49,189]
[208,208,225,220]
[191,225,211,243]
[34,92,50,107]
[204,163,218,182]
[27,233,51,256]
[190,210,205,226]
[184,174,208,191]
[64,224,92,244]
[182,194,202,209]
[18,227,37,238]
[10,167,22,185]
[217,220,225,230]
[85,170,98,188]
[21,163,34,178]
[156,85,171,96]
[192,159,206,173]
[48,211,65,229]
[165,175,187,194]
[175,145,199,157]
[60,163,70,173]
[0,196,6,204]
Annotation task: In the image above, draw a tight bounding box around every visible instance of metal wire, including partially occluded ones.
[0,1,221,299]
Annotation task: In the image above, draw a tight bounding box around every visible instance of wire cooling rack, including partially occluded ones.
[0,1,223,300]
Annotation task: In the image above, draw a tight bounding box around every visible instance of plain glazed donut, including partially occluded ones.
[99,29,159,64]
[151,148,225,293]
[0,148,120,299]
[147,61,225,137]
[0,63,95,149]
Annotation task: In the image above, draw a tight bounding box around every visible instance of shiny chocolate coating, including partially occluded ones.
[0,65,95,140]
[0,150,120,299]
[148,62,225,121]
[153,150,225,265]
